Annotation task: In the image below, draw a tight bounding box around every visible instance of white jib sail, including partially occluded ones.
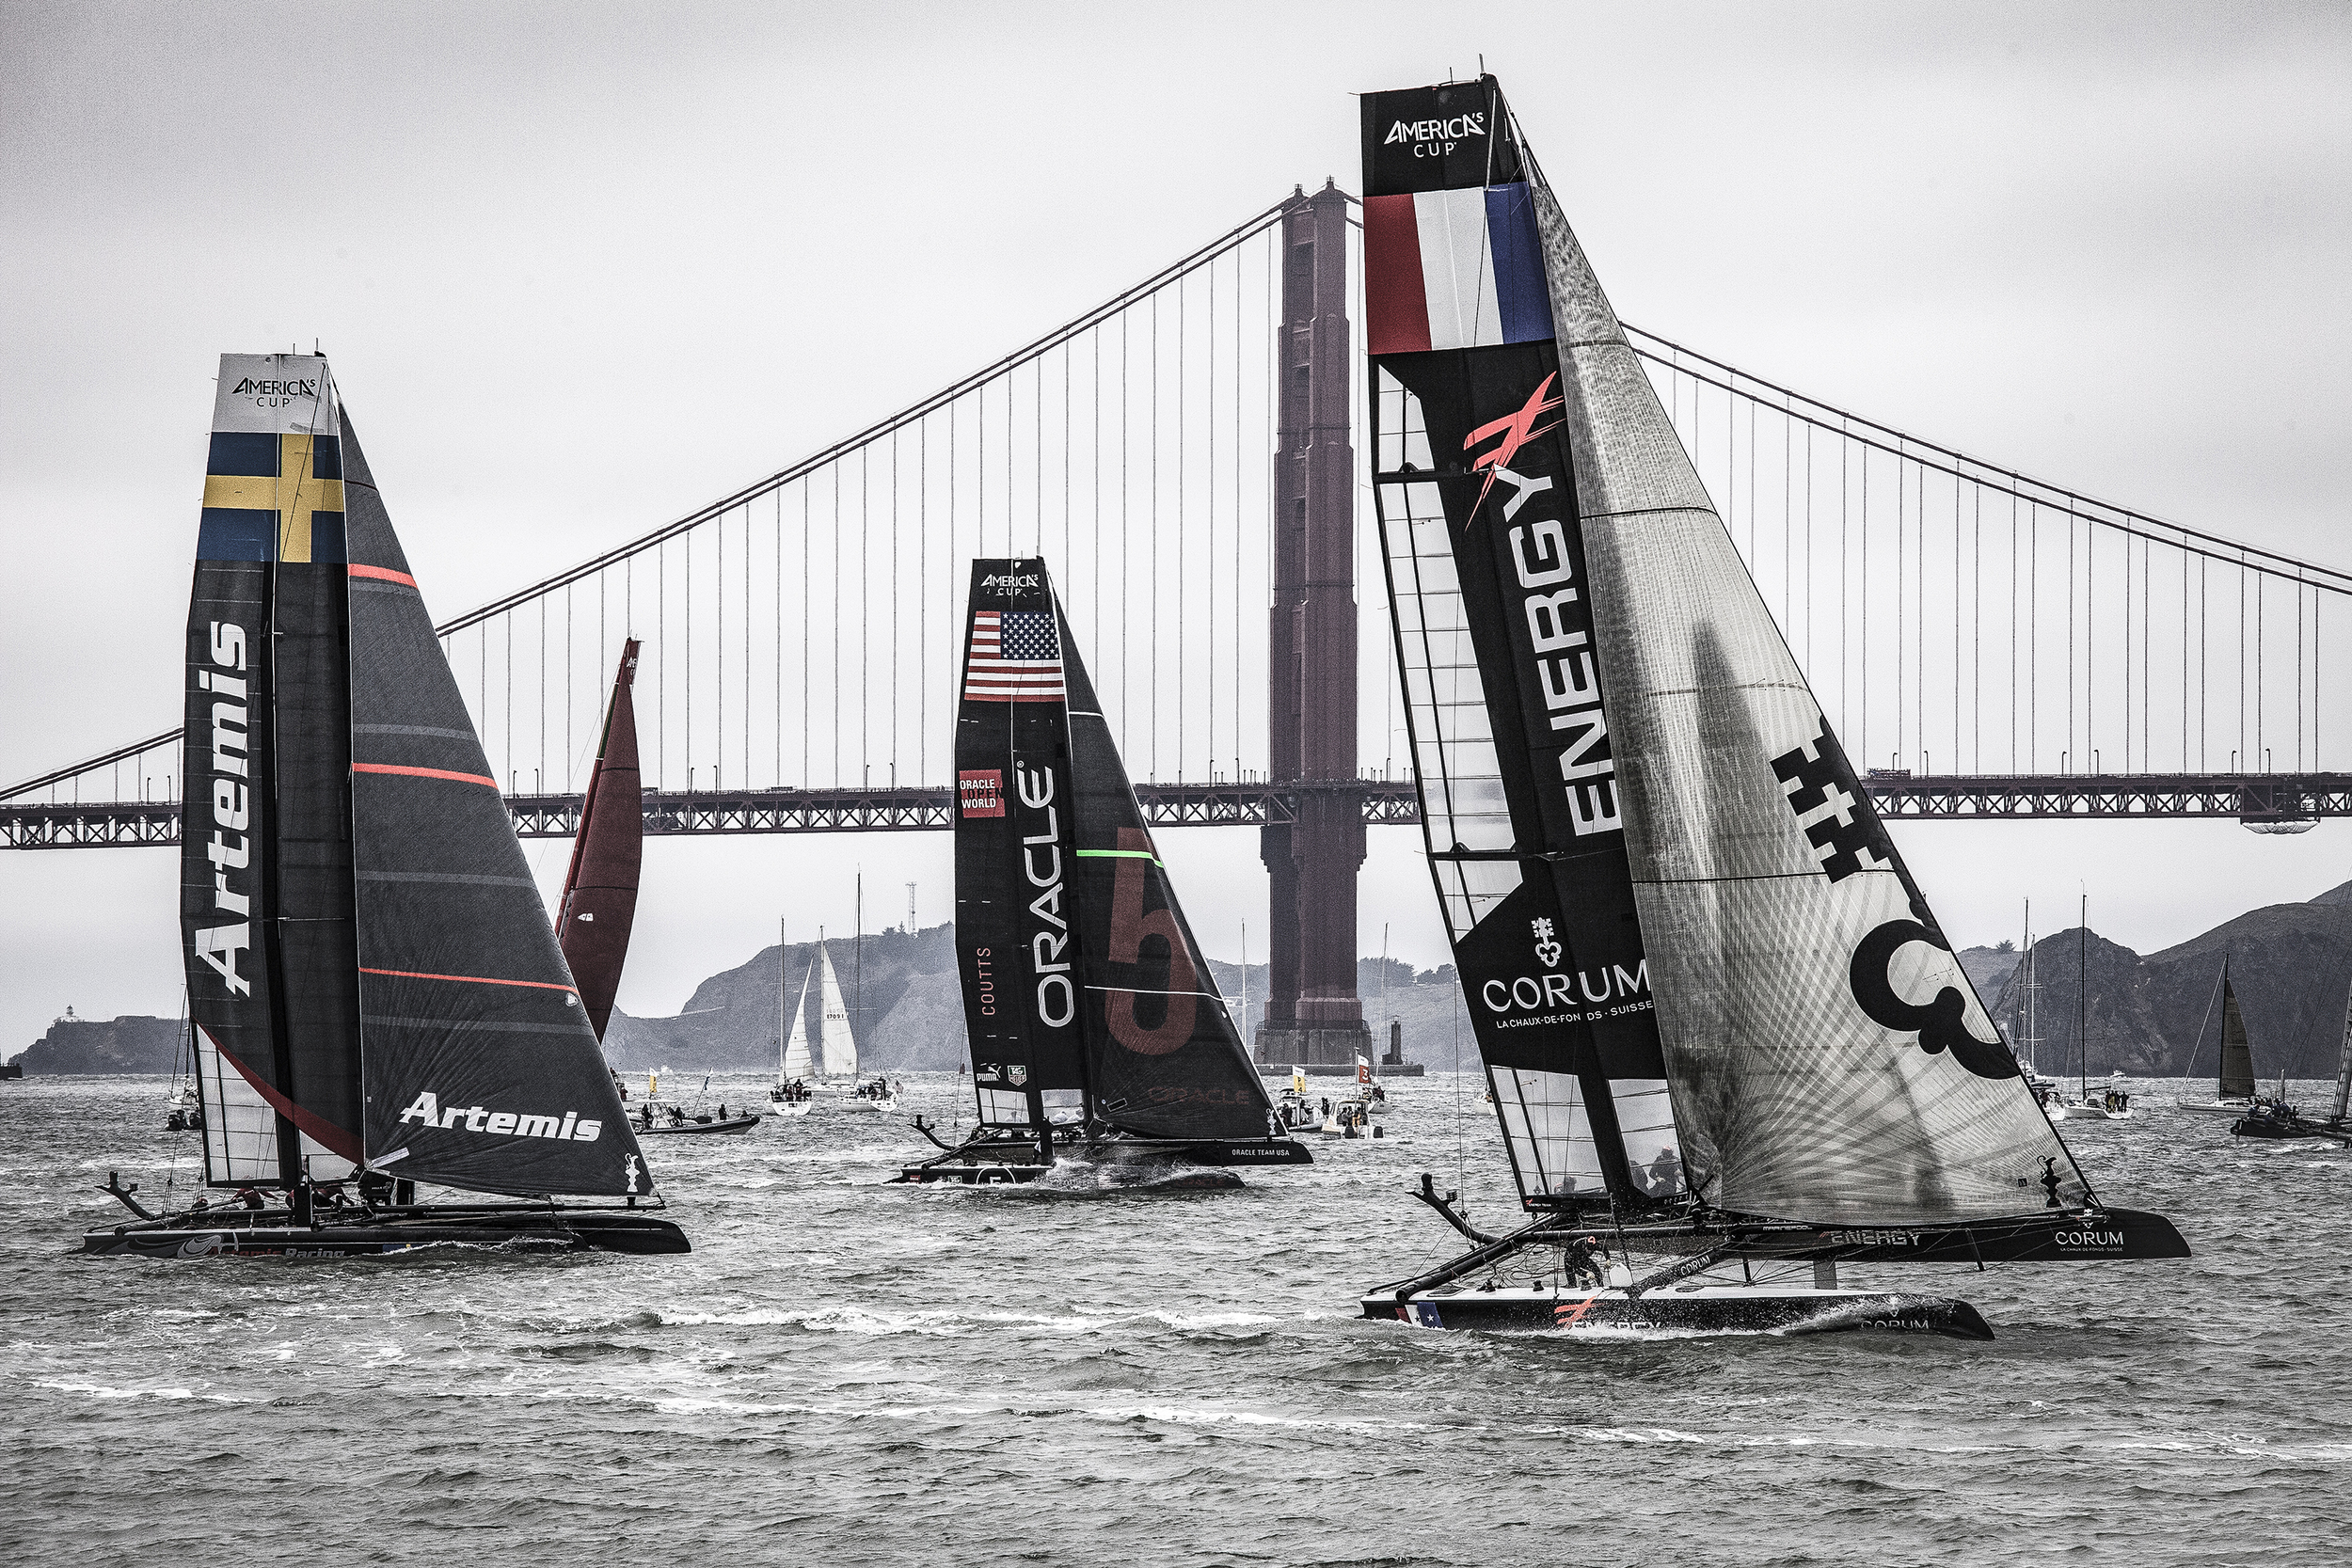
[781,964,813,1082]
[818,942,857,1079]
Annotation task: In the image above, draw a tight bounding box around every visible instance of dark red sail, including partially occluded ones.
[557,640,644,1041]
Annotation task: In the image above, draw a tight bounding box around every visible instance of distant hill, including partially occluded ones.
[10,1013,183,1074]
[605,929,1474,1074]
[1991,881,2352,1079]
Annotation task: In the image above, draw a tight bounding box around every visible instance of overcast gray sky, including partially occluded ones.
[4,1,2348,1053]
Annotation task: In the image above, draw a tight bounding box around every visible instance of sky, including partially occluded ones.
[3,1,2349,1053]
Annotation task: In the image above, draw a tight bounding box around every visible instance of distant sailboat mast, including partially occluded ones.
[2078,894,2090,1098]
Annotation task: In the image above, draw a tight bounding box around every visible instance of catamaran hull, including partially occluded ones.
[83,1209,691,1258]
[1362,1285,1994,1340]
[896,1135,1314,1184]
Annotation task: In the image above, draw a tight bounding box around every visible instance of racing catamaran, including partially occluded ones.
[1353,75,2183,1336]
[898,560,1311,1183]
[87,355,681,1257]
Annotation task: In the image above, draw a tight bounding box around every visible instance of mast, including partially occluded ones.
[853,873,865,1075]
[2078,894,2090,1097]
[556,639,644,1042]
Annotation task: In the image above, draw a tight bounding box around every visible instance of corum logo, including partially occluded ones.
[395,1090,606,1142]
[1384,113,1486,145]
[1848,921,2016,1080]
[1532,917,1562,969]
[228,377,319,397]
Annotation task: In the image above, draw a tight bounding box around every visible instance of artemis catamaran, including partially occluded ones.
[87,355,682,1257]
[1354,76,2183,1337]
[898,560,1311,1183]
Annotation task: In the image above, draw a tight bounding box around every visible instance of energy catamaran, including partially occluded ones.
[898,560,1312,1183]
[1354,76,2183,1337]
[87,355,683,1258]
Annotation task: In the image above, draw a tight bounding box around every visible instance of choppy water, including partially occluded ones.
[5,1072,2348,1567]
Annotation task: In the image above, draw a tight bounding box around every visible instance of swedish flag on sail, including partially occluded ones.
[198,355,346,563]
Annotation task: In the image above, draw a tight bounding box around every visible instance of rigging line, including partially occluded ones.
[890,432,898,787]
[1178,268,1186,779]
[715,509,723,788]
[1627,325,2352,590]
[1206,251,1216,780]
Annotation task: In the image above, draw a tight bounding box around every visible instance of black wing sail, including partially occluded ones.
[1362,87,1679,1216]
[1057,582,1278,1141]
[183,355,363,1187]
[341,415,652,1199]
[951,560,1090,1130]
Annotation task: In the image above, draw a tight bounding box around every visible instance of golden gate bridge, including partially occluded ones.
[8,186,2347,840]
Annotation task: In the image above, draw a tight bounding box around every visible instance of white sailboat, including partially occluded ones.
[769,921,814,1116]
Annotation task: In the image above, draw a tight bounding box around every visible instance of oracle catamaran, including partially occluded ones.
[1353,76,2183,1337]
[87,355,682,1257]
[898,560,1311,1183]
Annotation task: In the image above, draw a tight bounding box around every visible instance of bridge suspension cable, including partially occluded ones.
[8,187,2345,837]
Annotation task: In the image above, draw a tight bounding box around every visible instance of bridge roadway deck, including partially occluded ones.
[6,774,2351,848]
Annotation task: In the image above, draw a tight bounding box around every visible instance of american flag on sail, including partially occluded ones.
[963,609,1065,703]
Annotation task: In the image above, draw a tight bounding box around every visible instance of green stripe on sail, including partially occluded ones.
[1075,848,1162,866]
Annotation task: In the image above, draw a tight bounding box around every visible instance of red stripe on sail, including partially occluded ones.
[1363,193,1432,356]
[348,563,418,586]
[204,1026,365,1164]
[360,966,578,993]
[352,762,500,788]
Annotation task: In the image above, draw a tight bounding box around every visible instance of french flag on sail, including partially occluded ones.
[1364,182,1554,356]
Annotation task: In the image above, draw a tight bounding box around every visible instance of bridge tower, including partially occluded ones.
[1252,180,1371,1073]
